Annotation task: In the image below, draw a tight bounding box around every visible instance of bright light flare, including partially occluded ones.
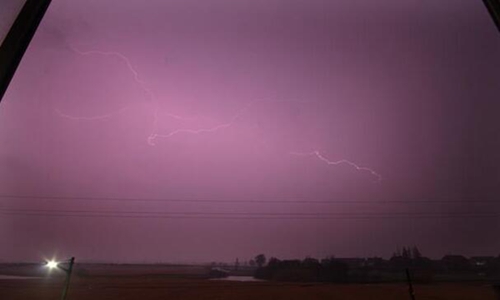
[46,260,58,269]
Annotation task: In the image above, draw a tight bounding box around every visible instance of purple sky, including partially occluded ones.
[1,0,500,263]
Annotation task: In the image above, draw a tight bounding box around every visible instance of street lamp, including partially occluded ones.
[45,257,75,300]
[46,260,58,269]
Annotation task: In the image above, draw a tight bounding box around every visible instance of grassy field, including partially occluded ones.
[0,264,498,299]
[0,276,498,300]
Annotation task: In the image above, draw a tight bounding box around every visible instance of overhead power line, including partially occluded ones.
[0,207,498,216]
[0,208,498,220]
[0,195,497,204]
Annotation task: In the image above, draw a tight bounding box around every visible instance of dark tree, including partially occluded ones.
[303,257,320,267]
[320,258,349,283]
[255,254,267,268]
[412,246,422,259]
[402,247,410,259]
[234,258,240,271]
[267,257,281,268]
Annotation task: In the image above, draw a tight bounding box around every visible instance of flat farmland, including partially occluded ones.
[0,276,498,300]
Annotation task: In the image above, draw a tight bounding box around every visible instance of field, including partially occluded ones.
[0,264,498,299]
[1,276,498,300]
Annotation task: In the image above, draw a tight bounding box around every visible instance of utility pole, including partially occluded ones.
[0,0,52,102]
[60,257,75,300]
[405,268,416,300]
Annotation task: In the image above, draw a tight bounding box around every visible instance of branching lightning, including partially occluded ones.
[60,44,237,146]
[57,44,381,182]
[69,47,155,101]
[57,45,193,125]
[147,101,255,145]
[147,123,231,145]
[289,151,382,182]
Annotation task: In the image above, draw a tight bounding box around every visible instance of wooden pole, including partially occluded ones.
[406,268,416,300]
[61,257,75,300]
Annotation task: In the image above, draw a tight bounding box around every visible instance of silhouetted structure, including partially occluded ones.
[250,250,500,284]
[255,256,349,283]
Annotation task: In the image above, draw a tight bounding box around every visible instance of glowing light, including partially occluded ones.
[290,150,382,182]
[46,260,58,269]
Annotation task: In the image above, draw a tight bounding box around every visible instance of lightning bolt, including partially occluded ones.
[55,44,381,183]
[69,46,155,101]
[148,98,312,144]
[56,45,194,126]
[147,101,255,145]
[289,150,382,182]
[54,107,133,121]
[57,44,257,146]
